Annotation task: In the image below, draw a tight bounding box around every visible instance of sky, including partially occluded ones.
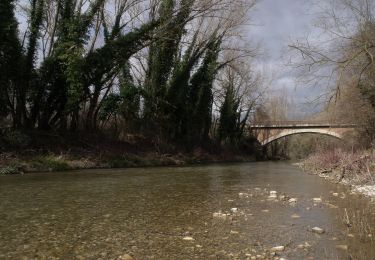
[247,0,325,119]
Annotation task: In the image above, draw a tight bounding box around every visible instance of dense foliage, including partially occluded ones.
[0,0,261,149]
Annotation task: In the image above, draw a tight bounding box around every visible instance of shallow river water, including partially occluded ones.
[0,162,374,259]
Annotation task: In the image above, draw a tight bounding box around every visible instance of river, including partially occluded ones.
[0,162,374,259]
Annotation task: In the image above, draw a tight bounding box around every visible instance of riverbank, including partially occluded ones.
[299,149,375,200]
[0,131,260,174]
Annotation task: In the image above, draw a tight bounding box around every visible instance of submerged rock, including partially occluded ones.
[213,212,227,220]
[313,198,322,203]
[230,208,239,213]
[291,214,300,219]
[182,236,195,241]
[297,242,311,249]
[336,245,348,250]
[118,254,133,260]
[311,227,325,234]
[270,246,285,252]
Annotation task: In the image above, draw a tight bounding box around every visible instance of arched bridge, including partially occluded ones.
[250,121,357,146]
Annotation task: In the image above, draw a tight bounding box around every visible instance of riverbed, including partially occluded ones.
[0,162,374,259]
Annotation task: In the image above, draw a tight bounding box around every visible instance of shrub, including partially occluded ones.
[0,165,22,175]
[30,156,71,172]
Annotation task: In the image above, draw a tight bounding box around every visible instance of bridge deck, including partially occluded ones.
[250,123,356,130]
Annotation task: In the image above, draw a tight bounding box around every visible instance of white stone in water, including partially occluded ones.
[182,236,195,241]
[313,198,322,203]
[297,242,311,249]
[288,198,297,204]
[213,212,227,220]
[270,191,277,195]
[118,254,133,260]
[270,246,285,252]
[336,245,348,250]
[230,208,238,213]
[311,227,325,234]
[239,193,245,198]
[332,193,339,197]
[291,214,300,219]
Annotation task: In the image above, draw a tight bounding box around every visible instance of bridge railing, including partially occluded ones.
[249,121,357,129]
[250,120,353,126]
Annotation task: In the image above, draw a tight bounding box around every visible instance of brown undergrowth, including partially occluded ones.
[301,149,375,185]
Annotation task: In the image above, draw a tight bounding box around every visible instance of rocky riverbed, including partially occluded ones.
[0,162,374,259]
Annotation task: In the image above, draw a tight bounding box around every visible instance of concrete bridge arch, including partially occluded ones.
[261,128,343,146]
[250,121,356,146]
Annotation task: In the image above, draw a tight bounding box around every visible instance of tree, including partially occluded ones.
[290,0,375,142]
[0,0,23,123]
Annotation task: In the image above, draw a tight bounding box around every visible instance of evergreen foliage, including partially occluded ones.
[0,0,259,149]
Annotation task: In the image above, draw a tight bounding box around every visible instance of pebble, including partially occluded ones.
[291,214,300,219]
[261,209,270,213]
[288,198,297,204]
[297,242,311,249]
[313,198,322,203]
[332,193,339,197]
[213,212,227,220]
[324,203,338,209]
[336,245,348,250]
[311,227,325,234]
[182,236,195,241]
[118,254,133,260]
[270,246,285,252]
[230,208,238,213]
[230,230,239,234]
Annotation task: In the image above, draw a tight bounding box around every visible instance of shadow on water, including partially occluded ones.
[0,162,374,259]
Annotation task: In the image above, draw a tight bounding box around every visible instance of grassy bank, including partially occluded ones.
[300,149,375,198]
[0,130,260,174]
